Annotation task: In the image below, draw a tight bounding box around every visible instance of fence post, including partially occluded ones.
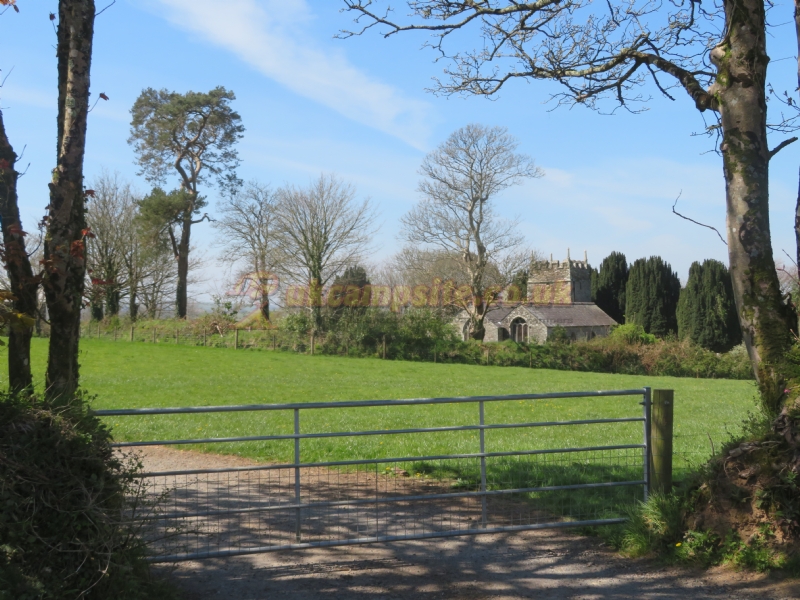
[152,328,156,344]
[175,328,179,345]
[382,336,386,359]
[650,389,674,495]
[310,331,315,355]
[235,328,239,350]
[272,333,276,350]
[97,322,101,338]
[130,325,134,342]
[203,328,207,347]
[114,328,117,342]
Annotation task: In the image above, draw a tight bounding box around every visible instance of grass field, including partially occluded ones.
[3,338,758,477]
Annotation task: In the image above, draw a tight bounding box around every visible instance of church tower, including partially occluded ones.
[527,250,592,304]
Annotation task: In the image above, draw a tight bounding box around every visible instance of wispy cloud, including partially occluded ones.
[149,0,432,150]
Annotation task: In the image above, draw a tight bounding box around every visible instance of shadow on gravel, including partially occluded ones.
[153,528,799,600]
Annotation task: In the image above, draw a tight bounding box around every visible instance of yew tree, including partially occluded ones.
[129,87,244,318]
[343,0,798,414]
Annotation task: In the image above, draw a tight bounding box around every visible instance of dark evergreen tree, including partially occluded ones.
[511,269,528,301]
[625,256,681,337]
[677,259,742,352]
[591,251,628,323]
[334,265,370,288]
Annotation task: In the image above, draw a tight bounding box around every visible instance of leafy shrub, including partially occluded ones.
[0,393,173,600]
[608,323,656,345]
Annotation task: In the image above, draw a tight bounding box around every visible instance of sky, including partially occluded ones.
[2,0,800,306]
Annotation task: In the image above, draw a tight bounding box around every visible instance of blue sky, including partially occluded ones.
[2,0,800,302]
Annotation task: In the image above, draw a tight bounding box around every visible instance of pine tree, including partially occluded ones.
[677,259,742,352]
[625,256,681,337]
[591,251,628,323]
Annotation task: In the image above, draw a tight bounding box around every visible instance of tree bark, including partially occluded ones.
[0,110,37,393]
[175,214,191,318]
[794,0,800,278]
[714,0,796,415]
[43,0,96,404]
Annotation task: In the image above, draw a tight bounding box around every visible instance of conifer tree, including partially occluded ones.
[591,251,628,323]
[677,259,741,352]
[625,257,681,337]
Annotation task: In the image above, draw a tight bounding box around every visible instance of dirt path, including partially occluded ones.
[135,447,799,600]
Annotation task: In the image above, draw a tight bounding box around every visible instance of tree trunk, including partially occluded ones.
[90,299,103,322]
[794,0,800,281]
[714,0,795,416]
[176,217,190,318]
[0,111,37,393]
[43,0,96,405]
[129,285,139,321]
[260,292,270,322]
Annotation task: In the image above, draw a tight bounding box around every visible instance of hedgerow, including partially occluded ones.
[0,393,174,600]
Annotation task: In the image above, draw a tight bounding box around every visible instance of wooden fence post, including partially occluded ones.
[152,328,156,344]
[130,325,134,342]
[382,336,386,359]
[175,328,179,345]
[310,331,315,355]
[114,328,117,342]
[650,389,674,495]
[97,322,101,338]
[235,328,239,350]
[203,328,207,347]
[272,333,276,350]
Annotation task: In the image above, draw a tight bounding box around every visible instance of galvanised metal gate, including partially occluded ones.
[95,388,652,562]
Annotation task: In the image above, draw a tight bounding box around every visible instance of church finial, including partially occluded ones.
[567,248,571,261]
[584,250,588,263]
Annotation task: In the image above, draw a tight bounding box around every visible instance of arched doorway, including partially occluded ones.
[510,317,528,343]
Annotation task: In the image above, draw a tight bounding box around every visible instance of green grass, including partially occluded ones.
[4,338,757,472]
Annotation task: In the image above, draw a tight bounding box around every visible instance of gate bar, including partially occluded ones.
[111,417,645,448]
[94,389,648,416]
[142,479,646,521]
[136,443,645,477]
[294,408,301,542]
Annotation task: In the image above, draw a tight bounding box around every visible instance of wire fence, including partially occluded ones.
[97,389,651,562]
[80,324,301,351]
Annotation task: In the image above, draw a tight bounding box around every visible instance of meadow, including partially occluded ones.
[4,337,758,479]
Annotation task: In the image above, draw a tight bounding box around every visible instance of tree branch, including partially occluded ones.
[768,136,798,159]
[672,192,727,245]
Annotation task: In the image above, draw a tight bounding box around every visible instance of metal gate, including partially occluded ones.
[95,388,652,562]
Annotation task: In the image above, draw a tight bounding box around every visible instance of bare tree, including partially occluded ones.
[400,124,541,340]
[136,240,179,319]
[0,104,38,393]
[341,0,800,413]
[214,181,280,322]
[276,174,375,328]
[85,172,138,319]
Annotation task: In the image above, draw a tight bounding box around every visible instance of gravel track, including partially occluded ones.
[136,447,799,600]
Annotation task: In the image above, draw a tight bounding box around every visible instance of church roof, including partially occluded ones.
[484,306,515,325]
[481,302,617,328]
[524,303,617,328]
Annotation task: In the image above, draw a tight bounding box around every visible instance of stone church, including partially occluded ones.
[455,251,617,343]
